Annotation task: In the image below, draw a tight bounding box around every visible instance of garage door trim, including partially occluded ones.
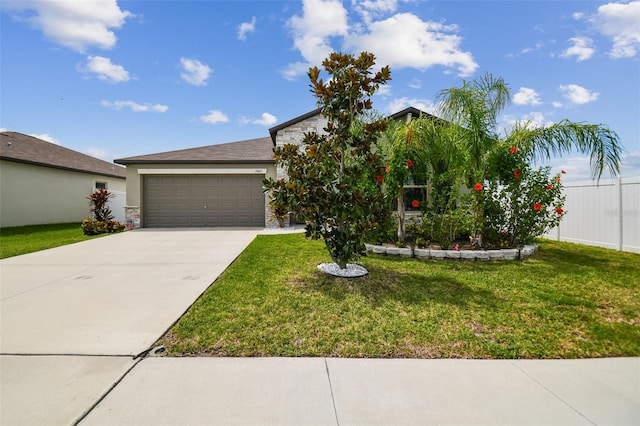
[139,168,267,175]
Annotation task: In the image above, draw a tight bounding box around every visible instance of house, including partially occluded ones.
[115,107,427,228]
[0,131,126,228]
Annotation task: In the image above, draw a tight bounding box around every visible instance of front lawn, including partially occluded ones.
[0,223,104,259]
[161,234,639,359]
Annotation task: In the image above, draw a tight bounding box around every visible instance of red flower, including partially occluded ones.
[561,170,567,174]
[556,207,564,215]
[376,175,384,183]
[411,199,420,208]
[385,165,390,173]
[473,183,483,191]
[407,159,414,168]
[546,184,553,190]
[514,169,521,179]
[533,202,542,211]
[509,146,518,154]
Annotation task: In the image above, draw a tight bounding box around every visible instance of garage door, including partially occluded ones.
[143,175,265,227]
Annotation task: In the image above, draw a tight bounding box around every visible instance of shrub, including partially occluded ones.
[81,217,126,236]
[82,189,126,236]
[483,144,566,247]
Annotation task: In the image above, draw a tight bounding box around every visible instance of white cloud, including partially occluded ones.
[29,133,60,144]
[283,1,477,79]
[502,112,555,131]
[521,41,544,55]
[85,147,110,160]
[344,13,478,77]
[620,150,640,177]
[180,58,212,86]
[101,100,168,113]
[199,110,229,124]
[239,112,278,126]
[559,84,599,104]
[375,84,392,96]
[253,112,278,126]
[545,150,640,181]
[590,1,640,58]
[408,79,421,89]
[284,0,349,79]
[386,97,436,115]
[3,0,131,53]
[560,36,595,61]
[82,55,129,83]
[513,87,542,106]
[353,0,398,24]
[552,101,563,108]
[238,16,256,41]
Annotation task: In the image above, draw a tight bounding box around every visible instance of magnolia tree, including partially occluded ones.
[263,52,391,271]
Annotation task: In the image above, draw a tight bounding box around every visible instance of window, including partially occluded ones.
[95,182,107,190]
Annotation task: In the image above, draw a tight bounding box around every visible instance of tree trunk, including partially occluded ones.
[397,186,405,242]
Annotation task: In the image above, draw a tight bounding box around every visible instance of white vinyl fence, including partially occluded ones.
[542,177,640,253]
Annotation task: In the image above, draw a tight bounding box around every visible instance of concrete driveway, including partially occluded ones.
[0,228,259,425]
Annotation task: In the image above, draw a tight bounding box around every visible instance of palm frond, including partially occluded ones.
[511,120,621,180]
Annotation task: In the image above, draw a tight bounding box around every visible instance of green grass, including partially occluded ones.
[0,223,104,259]
[161,234,640,359]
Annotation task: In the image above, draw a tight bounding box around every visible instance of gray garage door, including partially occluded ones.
[143,175,265,227]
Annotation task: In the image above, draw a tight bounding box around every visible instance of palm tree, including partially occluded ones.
[437,71,621,183]
[377,113,467,243]
[435,72,622,245]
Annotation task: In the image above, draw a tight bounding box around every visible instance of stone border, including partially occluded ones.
[365,244,538,261]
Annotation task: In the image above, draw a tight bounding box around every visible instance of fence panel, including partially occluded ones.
[542,177,640,253]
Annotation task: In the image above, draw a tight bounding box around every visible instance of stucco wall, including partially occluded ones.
[0,160,126,228]
[122,163,277,227]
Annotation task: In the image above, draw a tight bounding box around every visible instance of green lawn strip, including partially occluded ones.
[0,223,105,259]
[161,234,640,359]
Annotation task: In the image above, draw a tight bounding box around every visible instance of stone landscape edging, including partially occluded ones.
[365,243,538,261]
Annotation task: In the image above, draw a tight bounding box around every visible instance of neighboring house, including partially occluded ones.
[115,107,426,229]
[0,131,126,228]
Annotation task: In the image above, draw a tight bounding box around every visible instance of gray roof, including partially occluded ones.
[0,131,126,179]
[114,137,274,165]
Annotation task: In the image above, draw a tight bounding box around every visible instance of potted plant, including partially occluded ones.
[264,179,290,228]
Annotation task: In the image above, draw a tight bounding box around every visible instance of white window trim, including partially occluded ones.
[138,168,267,175]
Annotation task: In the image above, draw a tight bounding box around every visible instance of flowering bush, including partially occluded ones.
[482,144,566,248]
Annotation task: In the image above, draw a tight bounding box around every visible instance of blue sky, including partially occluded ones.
[1,0,639,181]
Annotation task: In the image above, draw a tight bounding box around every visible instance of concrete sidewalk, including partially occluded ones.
[80,357,639,425]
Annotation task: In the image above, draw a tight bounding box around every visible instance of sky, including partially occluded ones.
[1,0,639,181]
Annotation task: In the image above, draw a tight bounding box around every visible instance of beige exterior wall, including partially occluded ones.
[122,163,277,227]
[0,160,126,228]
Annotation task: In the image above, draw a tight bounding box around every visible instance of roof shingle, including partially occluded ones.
[114,137,275,165]
[0,131,126,179]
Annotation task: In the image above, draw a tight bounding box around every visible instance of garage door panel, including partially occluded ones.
[143,175,265,227]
